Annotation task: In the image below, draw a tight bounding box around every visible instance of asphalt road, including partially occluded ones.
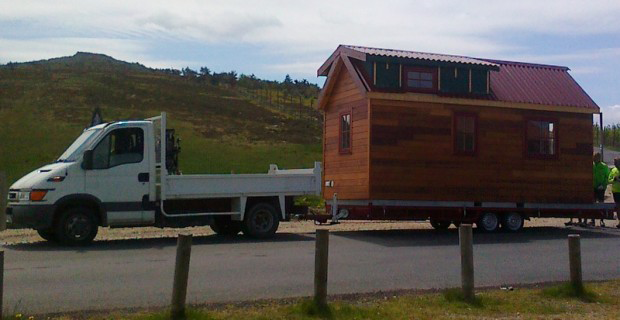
[3,226,620,315]
[597,146,620,164]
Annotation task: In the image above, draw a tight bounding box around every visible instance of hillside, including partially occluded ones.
[0,53,322,183]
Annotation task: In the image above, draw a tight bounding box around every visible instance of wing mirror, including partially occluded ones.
[82,150,94,170]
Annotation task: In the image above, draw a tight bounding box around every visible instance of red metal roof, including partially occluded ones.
[343,45,499,67]
[483,59,598,110]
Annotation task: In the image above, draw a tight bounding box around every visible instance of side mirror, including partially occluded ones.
[82,150,94,170]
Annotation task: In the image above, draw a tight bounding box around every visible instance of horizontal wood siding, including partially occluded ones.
[369,99,593,203]
[323,69,369,200]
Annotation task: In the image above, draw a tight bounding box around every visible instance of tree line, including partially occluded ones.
[594,124,620,151]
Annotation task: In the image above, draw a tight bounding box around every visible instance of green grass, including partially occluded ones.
[541,282,600,303]
[12,280,615,320]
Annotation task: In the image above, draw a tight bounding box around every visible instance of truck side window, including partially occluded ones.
[92,128,144,169]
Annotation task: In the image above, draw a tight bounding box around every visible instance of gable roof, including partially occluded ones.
[318,45,599,113]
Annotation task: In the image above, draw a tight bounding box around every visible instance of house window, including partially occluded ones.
[526,119,557,158]
[403,66,437,92]
[339,112,352,154]
[454,113,477,155]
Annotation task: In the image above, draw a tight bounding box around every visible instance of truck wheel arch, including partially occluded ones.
[244,196,283,220]
[53,194,107,227]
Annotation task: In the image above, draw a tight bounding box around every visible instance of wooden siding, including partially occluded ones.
[323,68,369,200]
[369,99,593,203]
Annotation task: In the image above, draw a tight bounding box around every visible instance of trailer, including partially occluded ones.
[315,45,616,231]
[6,112,322,245]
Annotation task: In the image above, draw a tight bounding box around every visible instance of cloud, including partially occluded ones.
[601,105,620,125]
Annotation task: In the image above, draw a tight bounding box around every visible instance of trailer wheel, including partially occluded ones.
[54,207,98,246]
[430,219,451,230]
[210,216,242,236]
[501,212,524,232]
[242,203,279,238]
[477,212,499,232]
[36,229,58,242]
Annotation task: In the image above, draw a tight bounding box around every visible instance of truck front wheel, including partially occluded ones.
[210,216,242,236]
[242,203,280,238]
[54,207,98,246]
[36,229,57,242]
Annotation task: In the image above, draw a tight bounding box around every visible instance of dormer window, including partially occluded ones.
[403,66,438,93]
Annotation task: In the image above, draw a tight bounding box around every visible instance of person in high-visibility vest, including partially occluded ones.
[592,153,610,226]
[609,157,620,229]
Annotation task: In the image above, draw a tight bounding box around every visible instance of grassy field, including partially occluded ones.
[9,280,617,319]
[0,53,322,184]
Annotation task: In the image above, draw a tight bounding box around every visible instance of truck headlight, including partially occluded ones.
[18,191,30,201]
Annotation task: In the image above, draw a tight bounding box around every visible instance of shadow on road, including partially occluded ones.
[331,226,620,248]
[3,232,314,252]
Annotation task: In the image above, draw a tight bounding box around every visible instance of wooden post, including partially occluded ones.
[0,171,6,231]
[0,250,3,319]
[568,234,583,290]
[459,224,474,301]
[314,229,329,307]
[171,233,192,319]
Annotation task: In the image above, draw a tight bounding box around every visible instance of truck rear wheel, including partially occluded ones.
[476,212,499,232]
[430,219,451,230]
[36,229,58,242]
[210,216,242,236]
[242,203,279,238]
[501,212,524,232]
[54,207,98,246]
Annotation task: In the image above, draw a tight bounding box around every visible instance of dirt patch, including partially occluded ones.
[0,217,607,245]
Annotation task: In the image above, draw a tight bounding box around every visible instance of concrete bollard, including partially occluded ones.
[314,229,329,307]
[459,224,474,301]
[171,233,192,319]
[0,171,7,231]
[568,234,583,290]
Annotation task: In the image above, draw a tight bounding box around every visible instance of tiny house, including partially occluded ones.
[317,45,613,231]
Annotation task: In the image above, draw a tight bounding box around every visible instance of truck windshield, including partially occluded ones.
[57,128,102,162]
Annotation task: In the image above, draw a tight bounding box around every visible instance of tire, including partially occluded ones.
[242,203,280,238]
[476,212,500,232]
[430,219,451,230]
[36,229,58,242]
[501,212,524,232]
[54,207,98,246]
[210,216,242,236]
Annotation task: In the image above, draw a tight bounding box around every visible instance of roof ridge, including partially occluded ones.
[480,58,569,71]
[342,44,485,61]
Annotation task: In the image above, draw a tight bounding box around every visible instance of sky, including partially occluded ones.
[1,0,619,124]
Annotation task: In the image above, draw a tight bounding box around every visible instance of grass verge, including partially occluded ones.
[11,280,618,319]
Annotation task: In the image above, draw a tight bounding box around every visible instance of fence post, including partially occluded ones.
[171,233,192,319]
[314,229,329,307]
[459,224,474,301]
[0,171,6,231]
[568,234,582,290]
[0,250,3,319]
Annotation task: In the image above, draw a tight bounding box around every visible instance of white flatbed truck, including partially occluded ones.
[5,113,322,245]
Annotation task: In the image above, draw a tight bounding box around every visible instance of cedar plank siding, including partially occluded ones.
[323,68,369,200]
[368,99,593,203]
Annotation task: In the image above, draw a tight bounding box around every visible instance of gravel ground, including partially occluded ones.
[1,216,616,245]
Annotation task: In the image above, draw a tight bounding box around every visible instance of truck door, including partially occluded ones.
[84,126,155,226]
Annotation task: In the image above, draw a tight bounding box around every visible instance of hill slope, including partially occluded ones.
[0,53,322,183]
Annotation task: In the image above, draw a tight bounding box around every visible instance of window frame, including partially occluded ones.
[452,112,479,156]
[402,66,438,93]
[338,110,352,155]
[90,127,145,169]
[524,117,559,160]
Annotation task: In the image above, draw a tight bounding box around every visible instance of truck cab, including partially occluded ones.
[6,113,321,245]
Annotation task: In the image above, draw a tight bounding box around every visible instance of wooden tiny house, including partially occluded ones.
[317,45,611,230]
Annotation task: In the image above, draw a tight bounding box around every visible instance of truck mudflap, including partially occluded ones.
[317,200,616,223]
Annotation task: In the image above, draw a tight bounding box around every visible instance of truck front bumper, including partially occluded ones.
[6,204,55,230]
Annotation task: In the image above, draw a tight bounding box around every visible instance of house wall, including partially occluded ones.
[369,98,593,203]
[322,68,370,200]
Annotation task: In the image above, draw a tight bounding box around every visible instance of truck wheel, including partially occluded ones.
[36,229,58,242]
[242,203,280,238]
[430,219,451,230]
[54,207,98,246]
[210,216,242,236]
[501,212,524,232]
[477,212,499,232]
